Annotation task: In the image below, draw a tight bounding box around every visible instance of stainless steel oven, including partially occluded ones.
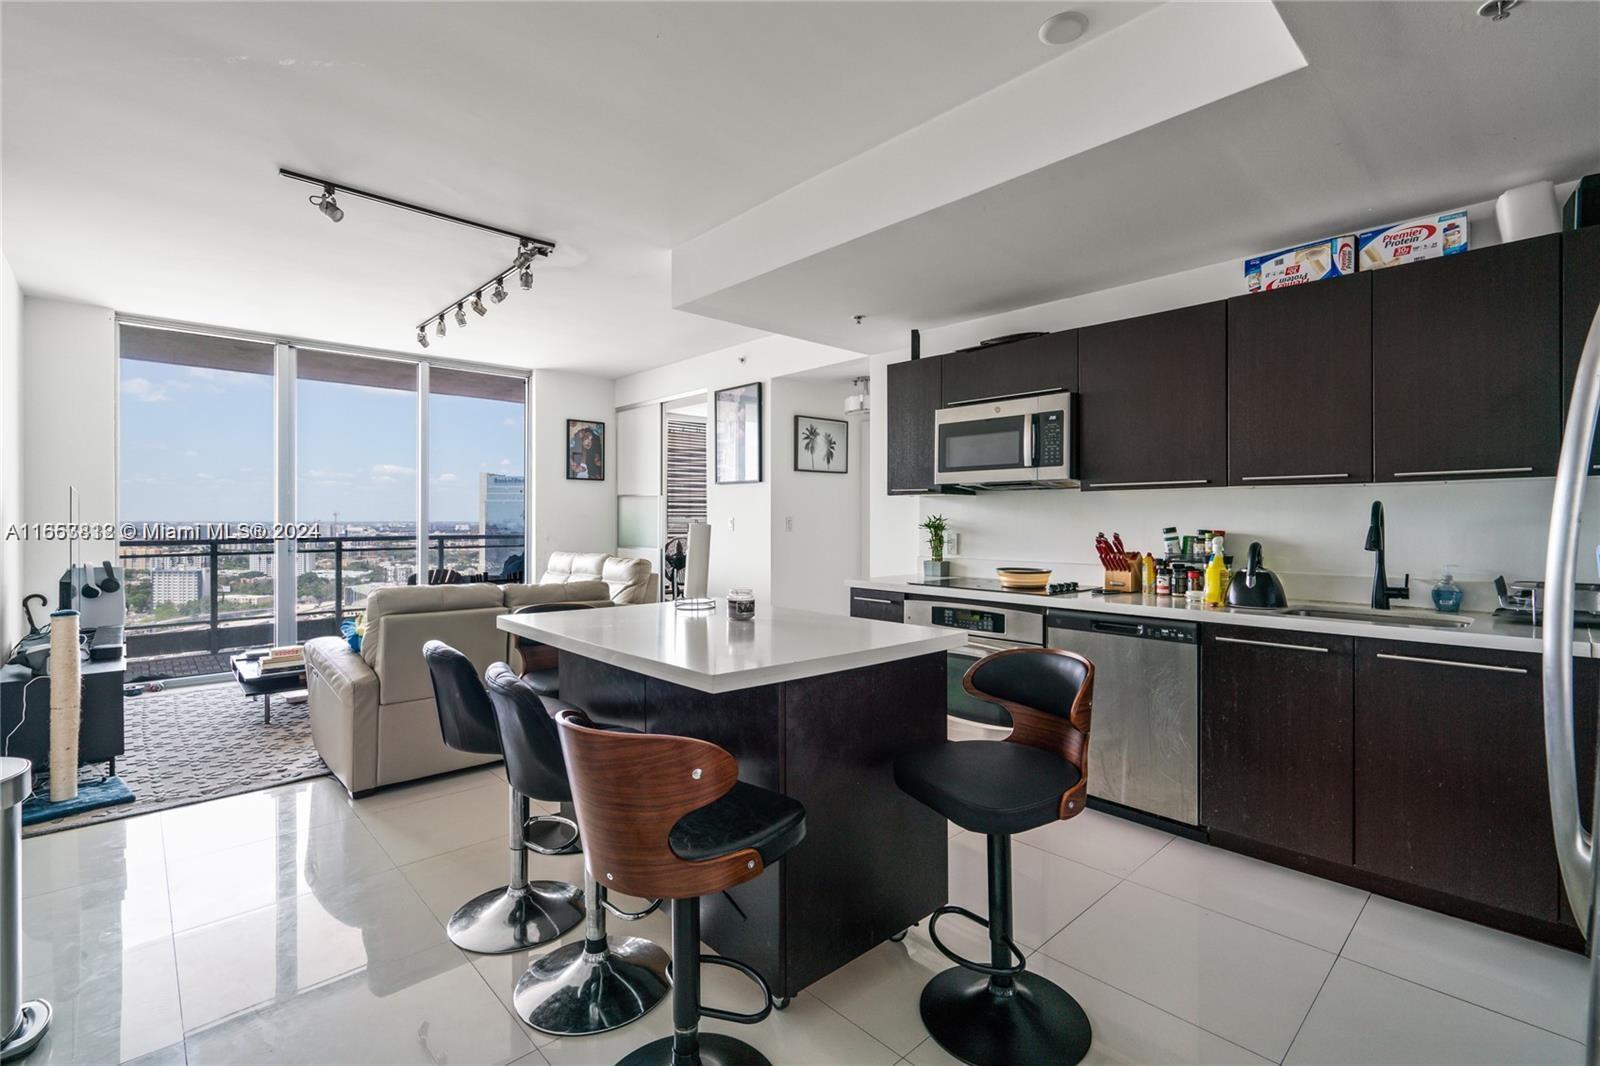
[906,599,1044,727]
[934,392,1076,490]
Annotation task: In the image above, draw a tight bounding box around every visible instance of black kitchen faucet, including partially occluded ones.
[1366,500,1410,610]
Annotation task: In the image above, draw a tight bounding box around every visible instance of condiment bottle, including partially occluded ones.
[1204,553,1226,606]
[1141,553,1157,589]
[1156,566,1172,596]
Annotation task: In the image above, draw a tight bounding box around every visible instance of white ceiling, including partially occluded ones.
[1,0,1103,374]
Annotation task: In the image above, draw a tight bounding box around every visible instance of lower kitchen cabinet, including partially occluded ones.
[848,588,904,622]
[1353,638,1559,922]
[1201,625,1354,865]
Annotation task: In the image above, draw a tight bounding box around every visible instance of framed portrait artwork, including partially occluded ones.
[566,419,605,480]
[714,382,762,484]
[793,414,848,473]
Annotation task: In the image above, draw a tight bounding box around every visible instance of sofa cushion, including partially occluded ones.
[540,551,655,603]
[373,605,508,706]
[360,584,504,669]
[503,580,611,610]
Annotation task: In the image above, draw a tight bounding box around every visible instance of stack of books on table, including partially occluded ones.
[258,646,305,675]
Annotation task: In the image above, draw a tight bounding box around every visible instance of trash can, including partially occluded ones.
[1,757,50,1061]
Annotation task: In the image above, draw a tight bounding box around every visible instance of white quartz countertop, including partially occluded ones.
[498,601,968,694]
[850,577,1597,658]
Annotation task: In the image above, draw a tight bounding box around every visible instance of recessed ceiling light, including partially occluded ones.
[1038,10,1089,46]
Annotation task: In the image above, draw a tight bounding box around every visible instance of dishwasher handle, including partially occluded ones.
[1089,620,1145,636]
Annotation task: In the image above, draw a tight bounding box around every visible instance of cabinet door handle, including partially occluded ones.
[1392,466,1534,478]
[852,595,895,605]
[1375,652,1527,674]
[1239,473,1350,482]
[1087,479,1209,489]
[1215,636,1328,653]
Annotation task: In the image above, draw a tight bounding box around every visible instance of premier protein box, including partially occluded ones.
[1357,210,1469,270]
[1243,235,1356,293]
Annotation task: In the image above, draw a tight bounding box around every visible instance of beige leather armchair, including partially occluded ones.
[303,579,610,796]
[540,551,658,604]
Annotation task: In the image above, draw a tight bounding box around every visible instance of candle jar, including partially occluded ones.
[728,587,756,621]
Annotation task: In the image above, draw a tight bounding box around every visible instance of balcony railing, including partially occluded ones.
[118,532,524,680]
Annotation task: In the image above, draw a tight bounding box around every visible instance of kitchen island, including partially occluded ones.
[497,601,968,999]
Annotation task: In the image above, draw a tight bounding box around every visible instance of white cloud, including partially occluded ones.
[503,417,516,427]
[499,458,510,466]
[121,377,171,402]
[371,463,414,478]
[433,472,459,483]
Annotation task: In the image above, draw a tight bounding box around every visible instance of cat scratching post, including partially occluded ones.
[48,609,81,803]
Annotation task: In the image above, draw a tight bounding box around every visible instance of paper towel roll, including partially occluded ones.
[685,521,711,600]
[1495,181,1560,244]
[48,609,81,802]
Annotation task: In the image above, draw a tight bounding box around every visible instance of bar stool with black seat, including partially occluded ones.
[556,707,807,1066]
[483,663,672,1037]
[893,647,1095,1066]
[512,601,594,698]
[423,640,584,955]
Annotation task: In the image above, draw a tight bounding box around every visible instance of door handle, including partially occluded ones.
[1239,473,1351,482]
[1392,466,1534,478]
[1214,635,1328,653]
[1086,479,1209,489]
[1375,652,1527,675]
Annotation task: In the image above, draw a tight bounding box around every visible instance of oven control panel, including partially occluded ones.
[930,606,1005,634]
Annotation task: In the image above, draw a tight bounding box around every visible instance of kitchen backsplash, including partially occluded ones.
[917,477,1600,613]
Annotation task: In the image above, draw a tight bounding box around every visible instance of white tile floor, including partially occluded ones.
[17,756,1589,1065]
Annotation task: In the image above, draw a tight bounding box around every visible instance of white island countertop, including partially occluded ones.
[498,601,968,694]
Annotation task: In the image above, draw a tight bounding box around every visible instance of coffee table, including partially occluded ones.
[231,653,307,725]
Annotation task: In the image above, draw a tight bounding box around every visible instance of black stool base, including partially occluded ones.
[513,935,671,1036]
[618,1031,771,1066]
[920,966,1092,1066]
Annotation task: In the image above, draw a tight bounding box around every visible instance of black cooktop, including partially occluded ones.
[909,577,1086,597]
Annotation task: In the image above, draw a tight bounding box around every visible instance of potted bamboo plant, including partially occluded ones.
[921,514,950,580]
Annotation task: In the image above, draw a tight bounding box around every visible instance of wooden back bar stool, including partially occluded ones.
[893,647,1096,1066]
[482,664,672,1037]
[422,641,584,955]
[555,708,807,1066]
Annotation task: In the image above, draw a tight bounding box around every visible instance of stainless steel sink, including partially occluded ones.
[1278,606,1474,630]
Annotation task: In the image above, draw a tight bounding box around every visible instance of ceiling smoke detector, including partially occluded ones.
[1038,10,1089,45]
[1477,0,1520,20]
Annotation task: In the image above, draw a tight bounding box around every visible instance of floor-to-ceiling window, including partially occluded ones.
[427,366,527,582]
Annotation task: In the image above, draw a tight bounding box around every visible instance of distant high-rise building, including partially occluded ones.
[151,568,208,607]
[479,473,525,575]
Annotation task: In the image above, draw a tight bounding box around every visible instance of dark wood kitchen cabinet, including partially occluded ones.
[1562,226,1600,475]
[887,356,942,494]
[1201,625,1354,865]
[848,588,904,623]
[939,330,1078,407]
[1227,273,1373,485]
[1353,638,1558,922]
[1079,302,1227,491]
[1373,234,1562,482]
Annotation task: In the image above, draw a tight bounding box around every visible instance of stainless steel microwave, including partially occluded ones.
[934,392,1077,489]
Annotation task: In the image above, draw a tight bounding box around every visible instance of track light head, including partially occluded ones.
[310,185,344,223]
[491,278,508,304]
[453,304,468,328]
[417,327,430,349]
[519,265,534,291]
[436,316,447,337]
[471,292,487,317]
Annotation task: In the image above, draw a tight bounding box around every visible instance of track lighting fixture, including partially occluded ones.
[417,327,430,349]
[454,304,468,328]
[436,316,447,338]
[519,264,534,291]
[471,292,487,317]
[491,278,508,304]
[309,184,344,223]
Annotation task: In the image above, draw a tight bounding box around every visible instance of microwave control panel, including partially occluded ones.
[1037,411,1065,468]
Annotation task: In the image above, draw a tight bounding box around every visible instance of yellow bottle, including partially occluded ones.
[1204,552,1226,606]
[1141,553,1156,591]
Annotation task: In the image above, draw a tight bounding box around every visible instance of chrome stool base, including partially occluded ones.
[447,880,584,955]
[514,935,671,1036]
[920,966,1091,1066]
[618,1032,770,1066]
[1,1000,52,1062]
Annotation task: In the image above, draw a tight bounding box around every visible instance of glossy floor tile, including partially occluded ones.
[19,757,1595,1065]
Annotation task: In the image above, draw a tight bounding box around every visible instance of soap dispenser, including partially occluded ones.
[1431,565,1464,614]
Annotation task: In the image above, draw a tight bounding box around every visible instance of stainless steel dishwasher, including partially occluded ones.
[1045,610,1199,826]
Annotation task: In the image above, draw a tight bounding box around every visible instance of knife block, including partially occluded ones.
[1104,561,1141,593]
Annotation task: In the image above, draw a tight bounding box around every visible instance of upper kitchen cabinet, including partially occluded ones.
[1079,302,1227,491]
[939,330,1078,406]
[1373,235,1562,482]
[1228,273,1373,485]
[886,356,942,495]
[1562,226,1600,475]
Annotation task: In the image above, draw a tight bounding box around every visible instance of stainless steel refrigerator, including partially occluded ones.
[1543,289,1600,1064]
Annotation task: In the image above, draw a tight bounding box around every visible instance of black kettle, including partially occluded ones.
[1227,541,1288,609]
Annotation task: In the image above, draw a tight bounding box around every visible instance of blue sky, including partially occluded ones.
[119,360,524,524]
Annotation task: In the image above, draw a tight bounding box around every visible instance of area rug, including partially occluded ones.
[22,681,329,837]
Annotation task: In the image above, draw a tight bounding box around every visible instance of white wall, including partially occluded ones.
[770,378,863,614]
[20,297,118,609]
[531,369,617,576]
[0,259,22,649]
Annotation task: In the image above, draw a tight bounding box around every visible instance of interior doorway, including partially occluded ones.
[661,393,709,600]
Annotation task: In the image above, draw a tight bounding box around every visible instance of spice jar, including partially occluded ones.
[1156,566,1172,596]
[728,587,756,621]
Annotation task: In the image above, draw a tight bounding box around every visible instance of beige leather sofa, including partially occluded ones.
[540,551,658,604]
[303,580,609,796]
